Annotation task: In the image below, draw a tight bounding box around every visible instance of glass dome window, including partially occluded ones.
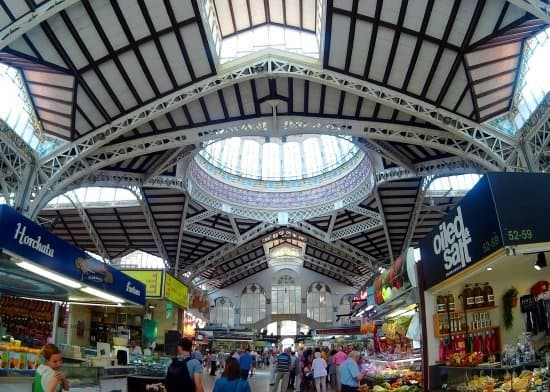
[199,134,359,181]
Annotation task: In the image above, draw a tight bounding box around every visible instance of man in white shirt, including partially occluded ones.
[130,340,143,356]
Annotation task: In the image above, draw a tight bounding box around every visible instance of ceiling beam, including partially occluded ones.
[128,186,170,269]
[374,188,394,262]
[31,50,517,216]
[506,0,550,24]
[330,217,383,241]
[174,194,189,276]
[0,0,80,50]
[63,191,109,261]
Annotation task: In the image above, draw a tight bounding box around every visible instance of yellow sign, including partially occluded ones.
[164,273,188,308]
[122,270,163,297]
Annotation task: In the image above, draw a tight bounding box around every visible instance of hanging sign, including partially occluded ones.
[419,175,502,289]
[0,205,146,305]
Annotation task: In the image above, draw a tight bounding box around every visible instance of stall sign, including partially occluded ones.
[419,176,502,289]
[122,270,163,298]
[487,172,550,246]
[0,205,146,305]
[164,273,188,308]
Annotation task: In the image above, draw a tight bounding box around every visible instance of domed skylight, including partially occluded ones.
[198,134,359,181]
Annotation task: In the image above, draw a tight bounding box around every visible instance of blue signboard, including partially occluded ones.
[0,205,145,305]
[419,175,502,289]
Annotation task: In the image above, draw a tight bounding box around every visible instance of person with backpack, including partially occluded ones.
[164,338,204,392]
[213,357,251,392]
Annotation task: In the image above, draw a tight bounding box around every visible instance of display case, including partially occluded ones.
[433,361,548,391]
[361,355,423,389]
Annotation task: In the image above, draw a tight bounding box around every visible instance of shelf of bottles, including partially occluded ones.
[433,282,501,363]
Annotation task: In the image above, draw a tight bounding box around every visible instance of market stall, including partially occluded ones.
[350,250,424,392]
[0,204,146,391]
[419,173,550,391]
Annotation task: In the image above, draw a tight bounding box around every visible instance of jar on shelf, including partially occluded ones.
[473,283,484,308]
[483,282,495,307]
[447,292,455,312]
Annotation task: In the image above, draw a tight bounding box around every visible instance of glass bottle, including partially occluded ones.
[447,292,456,312]
[484,282,495,307]
[463,284,474,309]
[473,283,484,308]
[437,295,447,313]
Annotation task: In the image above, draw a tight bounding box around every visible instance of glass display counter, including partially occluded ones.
[434,361,548,391]
[361,355,423,391]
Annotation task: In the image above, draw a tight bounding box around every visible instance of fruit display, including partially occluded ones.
[446,351,484,366]
[374,256,406,305]
[453,370,545,392]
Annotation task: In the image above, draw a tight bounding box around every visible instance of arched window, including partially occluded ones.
[210,297,235,327]
[307,282,333,322]
[240,284,266,324]
[272,274,301,314]
[338,295,353,325]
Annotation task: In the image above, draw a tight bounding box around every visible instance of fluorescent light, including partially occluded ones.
[81,286,124,303]
[17,261,82,288]
[487,267,493,271]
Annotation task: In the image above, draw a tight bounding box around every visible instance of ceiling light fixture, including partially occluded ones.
[534,252,547,271]
[17,261,82,288]
[81,286,124,303]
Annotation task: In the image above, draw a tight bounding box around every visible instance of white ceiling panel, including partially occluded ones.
[98,62,137,110]
[387,34,416,87]
[118,50,155,102]
[448,4,476,46]
[145,1,171,32]
[81,71,118,117]
[66,5,108,61]
[119,1,150,41]
[180,24,212,78]
[160,34,192,86]
[221,87,242,117]
[47,14,88,69]
[170,0,196,23]
[380,0,401,24]
[407,41,438,95]
[25,27,66,67]
[94,0,129,51]
[203,93,226,121]
[369,27,395,81]
[233,0,251,31]
[356,0,377,17]
[75,82,108,125]
[426,49,457,101]
[186,100,208,124]
[139,41,173,93]
[403,0,427,31]
[426,0,453,40]
[269,0,285,25]
[328,13,350,70]
[349,20,372,75]
[307,83,322,113]
[470,1,504,44]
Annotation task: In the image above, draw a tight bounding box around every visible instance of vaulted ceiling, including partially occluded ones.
[0,0,547,290]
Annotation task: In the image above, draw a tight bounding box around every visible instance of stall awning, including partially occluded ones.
[0,204,145,306]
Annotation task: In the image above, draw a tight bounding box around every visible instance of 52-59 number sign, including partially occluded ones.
[506,228,534,243]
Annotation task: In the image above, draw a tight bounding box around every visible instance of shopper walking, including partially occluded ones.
[165,338,204,392]
[269,350,278,385]
[271,348,291,392]
[213,357,251,392]
[210,350,218,376]
[239,347,253,379]
[332,346,348,392]
[312,350,327,392]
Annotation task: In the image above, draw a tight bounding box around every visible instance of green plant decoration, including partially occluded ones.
[502,287,518,330]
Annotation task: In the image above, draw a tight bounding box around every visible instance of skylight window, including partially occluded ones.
[45,187,139,209]
[117,250,166,269]
[512,27,550,130]
[219,25,319,64]
[199,135,360,181]
[0,63,65,155]
[427,174,482,197]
